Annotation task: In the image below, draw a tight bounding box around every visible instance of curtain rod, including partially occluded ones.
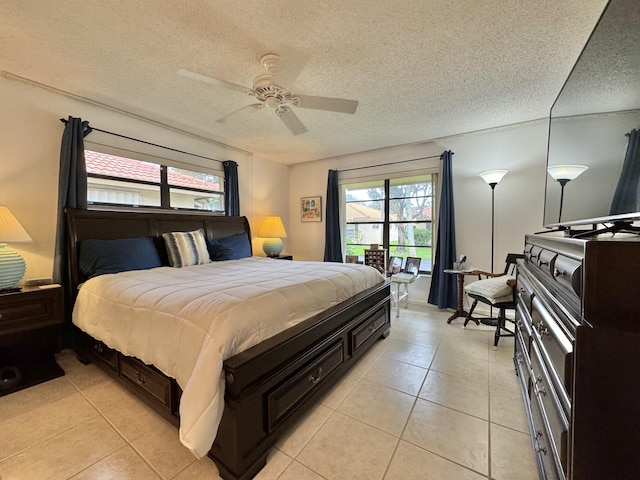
[60,118,223,164]
[337,154,442,173]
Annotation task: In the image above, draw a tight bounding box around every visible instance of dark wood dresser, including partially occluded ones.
[0,285,65,395]
[514,233,640,480]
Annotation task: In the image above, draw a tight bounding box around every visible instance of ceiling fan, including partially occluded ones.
[178,53,359,135]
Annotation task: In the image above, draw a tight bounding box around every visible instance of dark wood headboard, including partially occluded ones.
[65,208,251,298]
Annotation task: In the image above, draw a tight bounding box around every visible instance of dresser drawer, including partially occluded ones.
[120,356,172,409]
[530,389,566,480]
[516,271,535,315]
[531,341,569,477]
[552,254,582,298]
[536,249,558,275]
[350,307,387,355]
[532,297,573,407]
[514,328,531,395]
[267,340,344,432]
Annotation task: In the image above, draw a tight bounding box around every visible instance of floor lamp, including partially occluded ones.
[479,170,508,273]
[547,165,588,223]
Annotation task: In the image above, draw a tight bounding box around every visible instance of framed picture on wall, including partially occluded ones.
[301,196,322,222]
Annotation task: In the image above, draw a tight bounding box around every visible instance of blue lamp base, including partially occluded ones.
[0,244,26,290]
[262,238,283,258]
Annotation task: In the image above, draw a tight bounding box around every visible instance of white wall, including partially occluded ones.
[0,69,549,307]
[288,120,549,305]
[0,76,289,282]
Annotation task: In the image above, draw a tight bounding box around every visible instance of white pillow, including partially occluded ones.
[162,229,211,267]
[464,275,515,304]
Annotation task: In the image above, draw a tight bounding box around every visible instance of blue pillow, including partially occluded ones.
[79,237,163,279]
[207,233,252,261]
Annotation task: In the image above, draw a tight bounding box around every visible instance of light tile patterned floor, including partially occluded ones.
[0,304,539,480]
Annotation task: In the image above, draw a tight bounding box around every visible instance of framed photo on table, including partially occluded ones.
[301,196,322,222]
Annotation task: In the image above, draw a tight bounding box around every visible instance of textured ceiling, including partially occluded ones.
[0,0,608,165]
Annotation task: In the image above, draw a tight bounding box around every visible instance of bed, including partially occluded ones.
[65,208,391,480]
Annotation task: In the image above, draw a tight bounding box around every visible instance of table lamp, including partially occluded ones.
[0,206,32,290]
[258,216,287,257]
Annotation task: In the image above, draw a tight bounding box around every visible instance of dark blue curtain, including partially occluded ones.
[53,116,91,285]
[223,160,240,216]
[324,169,343,262]
[610,129,640,215]
[428,150,458,309]
[54,117,91,345]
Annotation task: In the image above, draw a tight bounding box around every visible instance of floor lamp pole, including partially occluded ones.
[489,182,496,273]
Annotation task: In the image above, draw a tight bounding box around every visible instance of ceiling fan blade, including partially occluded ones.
[178,69,253,95]
[294,95,358,114]
[216,104,264,124]
[276,107,307,135]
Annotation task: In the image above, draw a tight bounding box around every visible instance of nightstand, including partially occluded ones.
[0,285,65,396]
[273,255,293,260]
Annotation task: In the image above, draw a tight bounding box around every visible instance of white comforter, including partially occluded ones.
[72,257,384,457]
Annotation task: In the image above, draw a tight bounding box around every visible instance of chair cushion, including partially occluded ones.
[464,275,515,304]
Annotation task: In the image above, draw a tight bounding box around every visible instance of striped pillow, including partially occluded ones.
[162,229,211,267]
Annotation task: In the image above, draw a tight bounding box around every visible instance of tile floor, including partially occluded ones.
[0,304,539,480]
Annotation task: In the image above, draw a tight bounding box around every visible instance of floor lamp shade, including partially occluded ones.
[0,206,33,289]
[258,216,287,257]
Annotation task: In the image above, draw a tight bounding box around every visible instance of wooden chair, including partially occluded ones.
[463,253,524,347]
[389,256,420,317]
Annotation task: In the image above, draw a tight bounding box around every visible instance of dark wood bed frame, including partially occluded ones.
[65,208,391,480]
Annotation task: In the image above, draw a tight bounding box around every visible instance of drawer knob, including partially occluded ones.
[553,268,566,278]
[135,371,147,385]
[308,367,323,385]
[368,322,376,332]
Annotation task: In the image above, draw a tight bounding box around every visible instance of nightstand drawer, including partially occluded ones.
[0,287,63,335]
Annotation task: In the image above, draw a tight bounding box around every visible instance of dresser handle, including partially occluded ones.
[135,371,147,385]
[368,322,376,332]
[93,344,104,353]
[554,268,566,278]
[535,429,543,439]
[308,367,323,385]
[535,385,547,397]
[538,260,549,266]
[536,443,548,456]
[0,313,3,320]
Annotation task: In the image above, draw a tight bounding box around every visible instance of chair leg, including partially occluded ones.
[494,308,515,348]
[464,299,479,327]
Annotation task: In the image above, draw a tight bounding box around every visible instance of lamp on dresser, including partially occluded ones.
[479,169,508,273]
[258,215,287,257]
[0,206,32,291]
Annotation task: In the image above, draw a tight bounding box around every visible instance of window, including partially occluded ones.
[85,150,224,212]
[344,174,434,273]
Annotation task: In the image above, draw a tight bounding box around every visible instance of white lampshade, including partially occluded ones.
[0,206,32,290]
[479,170,509,185]
[547,165,588,181]
[258,216,287,257]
